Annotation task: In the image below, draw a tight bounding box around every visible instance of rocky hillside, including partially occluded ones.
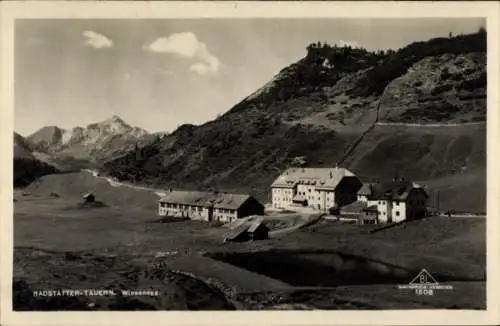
[14,132,59,188]
[28,115,157,163]
[102,30,487,212]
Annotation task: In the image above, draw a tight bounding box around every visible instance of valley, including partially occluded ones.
[12,29,488,311]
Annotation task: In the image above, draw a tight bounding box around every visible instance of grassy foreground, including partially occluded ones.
[13,178,486,310]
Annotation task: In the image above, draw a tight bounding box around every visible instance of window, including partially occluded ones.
[396,211,400,216]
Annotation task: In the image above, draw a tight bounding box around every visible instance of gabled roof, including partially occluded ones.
[271,167,356,190]
[357,183,375,196]
[225,221,253,240]
[213,194,253,210]
[158,190,216,207]
[82,192,94,198]
[363,205,378,212]
[342,200,368,213]
[159,190,259,210]
[369,180,427,201]
[247,218,267,233]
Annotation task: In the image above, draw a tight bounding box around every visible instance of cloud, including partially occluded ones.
[83,30,113,49]
[145,32,220,75]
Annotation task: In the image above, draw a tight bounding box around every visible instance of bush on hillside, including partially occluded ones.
[430,84,454,96]
[14,158,59,188]
[348,31,486,97]
[460,72,486,91]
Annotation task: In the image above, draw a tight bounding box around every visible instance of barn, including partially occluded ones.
[224,218,269,242]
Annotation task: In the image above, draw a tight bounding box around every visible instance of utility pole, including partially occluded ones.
[436,190,440,214]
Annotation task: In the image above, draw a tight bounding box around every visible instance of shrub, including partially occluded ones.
[349,31,486,97]
[460,72,486,91]
[430,84,454,96]
[450,73,463,81]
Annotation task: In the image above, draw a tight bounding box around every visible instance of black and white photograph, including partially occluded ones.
[1,1,499,325]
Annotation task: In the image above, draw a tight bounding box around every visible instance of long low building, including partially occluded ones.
[158,190,265,223]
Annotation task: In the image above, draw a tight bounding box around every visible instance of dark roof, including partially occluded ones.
[341,201,368,213]
[213,194,253,210]
[248,218,267,233]
[159,190,259,209]
[369,180,427,201]
[363,205,378,212]
[357,183,375,196]
[225,222,251,240]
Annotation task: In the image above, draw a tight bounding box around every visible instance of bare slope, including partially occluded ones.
[28,115,157,163]
[101,31,486,212]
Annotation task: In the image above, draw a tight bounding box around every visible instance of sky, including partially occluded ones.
[15,18,485,136]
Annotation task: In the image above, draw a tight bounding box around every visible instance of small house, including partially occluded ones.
[82,193,95,203]
[224,217,269,242]
[247,219,269,240]
[360,205,378,224]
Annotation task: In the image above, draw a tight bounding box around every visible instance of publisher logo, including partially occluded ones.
[398,269,454,296]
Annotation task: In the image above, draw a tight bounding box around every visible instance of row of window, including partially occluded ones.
[215,209,235,214]
[297,189,313,195]
[379,211,401,216]
[159,203,235,214]
[376,199,425,206]
[159,202,204,211]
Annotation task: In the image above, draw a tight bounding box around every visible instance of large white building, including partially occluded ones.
[158,190,264,223]
[271,167,362,212]
[355,179,428,224]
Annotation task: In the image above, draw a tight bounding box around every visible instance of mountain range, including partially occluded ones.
[14,116,161,187]
[15,30,487,212]
[26,115,157,163]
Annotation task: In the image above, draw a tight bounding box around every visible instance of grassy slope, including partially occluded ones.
[14,185,485,309]
[24,172,159,210]
[103,122,359,201]
[343,124,486,212]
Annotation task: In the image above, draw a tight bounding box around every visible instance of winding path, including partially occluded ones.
[82,169,167,196]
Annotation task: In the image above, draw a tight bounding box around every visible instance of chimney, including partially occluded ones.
[329,171,333,178]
